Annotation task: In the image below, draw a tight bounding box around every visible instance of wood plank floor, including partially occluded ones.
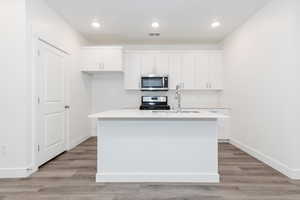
[1,137,300,200]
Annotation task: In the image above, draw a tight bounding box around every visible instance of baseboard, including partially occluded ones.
[218,139,230,143]
[96,173,220,183]
[0,166,38,179]
[289,169,300,179]
[68,135,91,150]
[91,128,97,137]
[230,138,300,180]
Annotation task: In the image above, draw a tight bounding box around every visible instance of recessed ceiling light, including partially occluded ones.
[91,21,101,28]
[211,21,221,28]
[151,22,160,29]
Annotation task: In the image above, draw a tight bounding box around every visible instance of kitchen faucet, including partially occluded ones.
[175,84,182,112]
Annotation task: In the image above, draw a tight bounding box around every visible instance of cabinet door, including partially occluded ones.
[141,53,156,75]
[156,54,169,75]
[102,49,123,71]
[169,54,182,90]
[181,54,196,90]
[214,109,230,140]
[81,48,123,71]
[195,53,210,89]
[124,53,141,90]
[81,49,102,69]
[208,52,223,89]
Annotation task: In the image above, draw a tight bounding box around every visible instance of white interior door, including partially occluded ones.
[36,40,66,166]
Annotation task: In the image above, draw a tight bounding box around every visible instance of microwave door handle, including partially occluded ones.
[162,78,165,88]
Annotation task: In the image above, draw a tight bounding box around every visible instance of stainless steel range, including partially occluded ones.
[139,96,171,110]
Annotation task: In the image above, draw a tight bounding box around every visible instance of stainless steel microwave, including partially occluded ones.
[141,75,169,91]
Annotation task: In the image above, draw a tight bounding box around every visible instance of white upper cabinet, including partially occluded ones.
[140,52,170,75]
[141,53,156,75]
[208,52,223,90]
[195,51,223,90]
[195,53,210,89]
[81,46,123,72]
[181,54,196,90]
[124,53,141,90]
[156,54,169,75]
[123,50,223,90]
[168,54,182,90]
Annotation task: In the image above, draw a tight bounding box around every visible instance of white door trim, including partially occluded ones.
[32,35,70,169]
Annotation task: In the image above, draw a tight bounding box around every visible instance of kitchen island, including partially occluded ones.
[89,109,227,183]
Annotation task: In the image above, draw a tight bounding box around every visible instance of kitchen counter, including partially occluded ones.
[90,109,226,183]
[122,106,231,110]
[88,109,227,120]
[182,106,231,110]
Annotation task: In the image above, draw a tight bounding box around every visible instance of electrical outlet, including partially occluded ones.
[1,145,7,156]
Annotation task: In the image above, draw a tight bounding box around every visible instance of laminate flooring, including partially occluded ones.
[1,137,300,200]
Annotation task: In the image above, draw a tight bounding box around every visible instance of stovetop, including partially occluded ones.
[140,105,171,110]
[139,96,170,110]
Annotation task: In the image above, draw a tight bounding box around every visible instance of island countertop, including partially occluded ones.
[88,109,228,119]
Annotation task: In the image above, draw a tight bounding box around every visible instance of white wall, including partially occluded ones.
[0,0,91,178]
[0,0,29,174]
[222,0,300,179]
[27,0,91,150]
[287,1,300,175]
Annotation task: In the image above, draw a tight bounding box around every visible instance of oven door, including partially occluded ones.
[141,76,168,91]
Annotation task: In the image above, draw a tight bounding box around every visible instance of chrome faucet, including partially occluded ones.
[175,84,182,112]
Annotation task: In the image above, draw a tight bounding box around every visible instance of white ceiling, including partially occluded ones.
[45,0,270,44]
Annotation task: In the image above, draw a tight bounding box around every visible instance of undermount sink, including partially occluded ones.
[152,110,201,114]
[180,110,202,114]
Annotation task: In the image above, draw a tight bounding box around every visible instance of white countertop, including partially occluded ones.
[88,109,228,119]
[122,106,231,110]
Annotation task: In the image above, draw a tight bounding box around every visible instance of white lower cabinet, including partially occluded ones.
[197,109,230,140]
[213,109,230,141]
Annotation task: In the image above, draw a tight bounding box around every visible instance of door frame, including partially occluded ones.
[32,35,70,169]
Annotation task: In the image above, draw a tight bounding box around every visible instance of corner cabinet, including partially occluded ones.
[195,51,223,90]
[81,46,123,73]
[124,50,224,90]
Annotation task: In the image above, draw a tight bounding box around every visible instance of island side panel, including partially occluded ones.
[96,118,219,182]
